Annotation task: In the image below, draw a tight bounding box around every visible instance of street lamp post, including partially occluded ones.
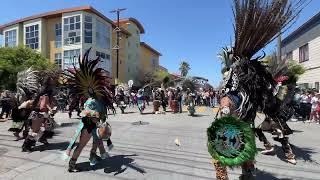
[110,8,126,85]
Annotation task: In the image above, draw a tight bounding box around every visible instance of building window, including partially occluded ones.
[84,15,92,43]
[63,15,81,45]
[55,23,62,48]
[299,44,309,63]
[25,24,39,49]
[96,19,111,49]
[285,51,293,61]
[128,54,131,60]
[55,53,62,69]
[4,29,17,47]
[96,51,111,71]
[64,49,80,69]
[152,58,157,68]
[315,82,319,91]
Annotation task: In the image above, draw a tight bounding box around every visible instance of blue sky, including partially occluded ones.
[0,0,319,86]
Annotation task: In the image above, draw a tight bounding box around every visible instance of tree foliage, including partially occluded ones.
[0,46,57,90]
[141,69,172,88]
[179,61,190,77]
[182,79,196,92]
[263,52,305,85]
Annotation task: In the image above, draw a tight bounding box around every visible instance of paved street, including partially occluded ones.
[0,106,320,180]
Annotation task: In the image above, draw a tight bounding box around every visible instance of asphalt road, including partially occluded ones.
[0,105,319,180]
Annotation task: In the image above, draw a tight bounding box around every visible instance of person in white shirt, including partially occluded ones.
[300,91,311,122]
[308,93,318,122]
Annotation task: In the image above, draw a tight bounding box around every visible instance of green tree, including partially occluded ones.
[263,52,305,85]
[179,61,190,77]
[182,79,196,92]
[0,46,57,90]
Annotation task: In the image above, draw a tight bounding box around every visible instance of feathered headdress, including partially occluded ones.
[232,0,308,60]
[64,49,113,106]
[221,0,308,121]
[16,67,39,103]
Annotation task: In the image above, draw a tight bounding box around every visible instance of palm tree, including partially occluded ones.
[179,61,190,77]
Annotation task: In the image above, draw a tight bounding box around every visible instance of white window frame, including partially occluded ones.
[55,23,62,48]
[84,15,93,43]
[63,15,81,45]
[4,29,17,47]
[54,53,62,69]
[63,49,80,70]
[25,24,39,49]
[299,44,309,63]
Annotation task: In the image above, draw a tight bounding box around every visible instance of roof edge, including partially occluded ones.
[282,11,320,46]
[0,5,131,36]
[140,42,162,56]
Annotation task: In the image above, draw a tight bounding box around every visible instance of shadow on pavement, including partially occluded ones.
[58,122,79,128]
[141,112,155,115]
[291,129,304,133]
[256,169,293,180]
[33,141,69,152]
[192,114,210,117]
[274,145,319,164]
[77,154,146,176]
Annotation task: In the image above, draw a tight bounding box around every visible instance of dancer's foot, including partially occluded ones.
[68,159,80,172]
[89,153,100,166]
[13,132,23,141]
[101,152,110,160]
[39,137,49,145]
[261,144,275,155]
[108,144,114,151]
[286,153,297,165]
[22,139,35,152]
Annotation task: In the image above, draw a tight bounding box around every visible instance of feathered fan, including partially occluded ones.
[63,49,113,106]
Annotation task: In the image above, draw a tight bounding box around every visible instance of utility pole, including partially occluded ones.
[110,8,126,85]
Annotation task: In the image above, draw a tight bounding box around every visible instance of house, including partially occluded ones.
[281,11,320,90]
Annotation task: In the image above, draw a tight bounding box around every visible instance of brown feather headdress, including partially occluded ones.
[233,0,309,60]
[63,49,113,106]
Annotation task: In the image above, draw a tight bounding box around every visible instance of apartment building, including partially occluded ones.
[0,6,161,87]
[0,6,131,78]
[281,11,320,90]
[140,42,161,76]
[113,18,145,86]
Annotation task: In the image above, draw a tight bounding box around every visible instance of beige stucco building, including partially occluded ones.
[281,11,320,90]
[0,6,162,87]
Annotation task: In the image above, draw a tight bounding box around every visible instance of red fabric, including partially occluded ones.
[274,76,289,83]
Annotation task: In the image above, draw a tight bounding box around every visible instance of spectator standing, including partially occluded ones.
[309,92,318,123]
[300,91,311,122]
[176,87,183,113]
[0,90,12,119]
